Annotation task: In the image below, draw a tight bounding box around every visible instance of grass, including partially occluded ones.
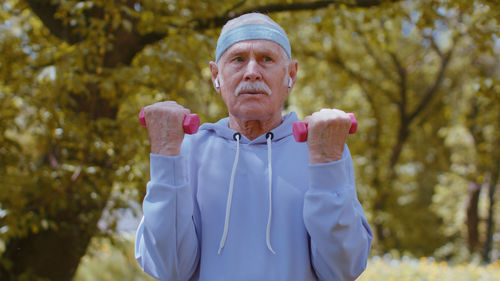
[358,255,500,281]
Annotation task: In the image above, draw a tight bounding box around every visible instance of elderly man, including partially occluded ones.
[135,13,372,281]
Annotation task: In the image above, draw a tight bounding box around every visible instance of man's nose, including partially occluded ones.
[243,59,262,81]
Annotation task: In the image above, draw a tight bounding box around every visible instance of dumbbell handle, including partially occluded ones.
[293,113,357,142]
[139,107,200,135]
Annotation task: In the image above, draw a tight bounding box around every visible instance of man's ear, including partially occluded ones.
[209,61,220,93]
[287,60,298,93]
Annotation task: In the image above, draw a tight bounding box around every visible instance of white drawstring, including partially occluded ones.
[218,132,276,255]
[218,133,240,254]
[266,132,276,254]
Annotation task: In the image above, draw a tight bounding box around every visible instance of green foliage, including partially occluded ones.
[0,0,499,279]
[282,0,500,258]
[73,235,156,281]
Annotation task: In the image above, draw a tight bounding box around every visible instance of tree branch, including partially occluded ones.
[26,0,399,67]
[25,0,82,44]
[408,43,455,123]
[194,0,397,29]
[323,48,400,105]
[430,36,443,59]
[356,26,399,85]
[389,51,407,110]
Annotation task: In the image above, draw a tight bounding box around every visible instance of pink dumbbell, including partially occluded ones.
[139,107,200,134]
[293,113,358,142]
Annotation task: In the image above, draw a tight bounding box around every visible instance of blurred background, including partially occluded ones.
[0,0,498,280]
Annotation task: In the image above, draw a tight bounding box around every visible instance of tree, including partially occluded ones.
[0,0,395,280]
[1,0,499,279]
[286,0,459,255]
[282,0,499,257]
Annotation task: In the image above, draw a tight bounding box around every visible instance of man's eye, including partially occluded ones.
[234,57,244,62]
[263,56,272,62]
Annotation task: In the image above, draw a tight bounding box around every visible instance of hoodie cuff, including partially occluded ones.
[308,154,349,192]
[149,153,187,186]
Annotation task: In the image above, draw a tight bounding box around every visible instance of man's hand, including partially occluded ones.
[304,109,352,164]
[143,101,191,156]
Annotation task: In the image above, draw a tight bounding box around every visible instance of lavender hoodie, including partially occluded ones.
[135,112,372,281]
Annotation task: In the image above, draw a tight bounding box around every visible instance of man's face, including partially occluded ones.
[211,39,297,121]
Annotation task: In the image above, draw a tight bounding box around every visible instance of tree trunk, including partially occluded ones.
[0,229,94,281]
[483,162,499,262]
[11,1,400,279]
[466,182,481,253]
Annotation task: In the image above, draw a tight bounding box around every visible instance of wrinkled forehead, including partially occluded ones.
[215,23,291,62]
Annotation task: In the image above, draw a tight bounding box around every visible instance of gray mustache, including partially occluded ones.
[235,81,272,96]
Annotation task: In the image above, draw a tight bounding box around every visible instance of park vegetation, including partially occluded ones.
[73,236,500,281]
[1,0,498,280]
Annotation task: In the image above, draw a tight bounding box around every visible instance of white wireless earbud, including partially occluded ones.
[215,78,220,88]
[288,77,293,88]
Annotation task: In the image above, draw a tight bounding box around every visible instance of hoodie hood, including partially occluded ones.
[198,112,300,144]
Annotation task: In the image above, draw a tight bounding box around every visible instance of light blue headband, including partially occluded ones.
[215,24,291,62]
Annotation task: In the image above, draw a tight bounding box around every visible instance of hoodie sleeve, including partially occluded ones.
[135,153,200,281]
[303,145,373,281]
